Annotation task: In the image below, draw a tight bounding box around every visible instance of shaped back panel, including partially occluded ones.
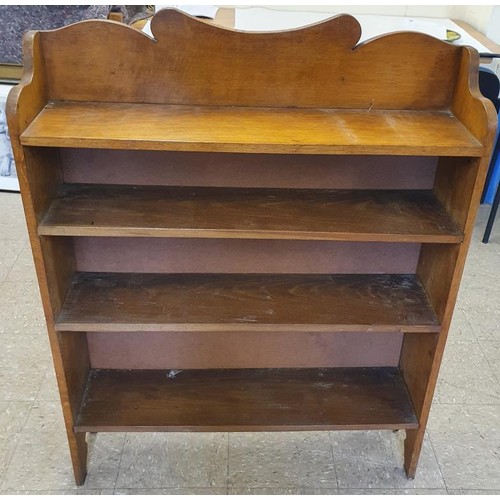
[37,9,462,109]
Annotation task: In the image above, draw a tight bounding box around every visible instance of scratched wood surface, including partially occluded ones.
[56,272,439,333]
[75,367,418,432]
[21,102,483,156]
[39,184,462,242]
[5,34,90,486]
[401,47,497,478]
[34,10,464,109]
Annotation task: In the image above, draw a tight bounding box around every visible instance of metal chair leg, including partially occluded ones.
[483,180,500,243]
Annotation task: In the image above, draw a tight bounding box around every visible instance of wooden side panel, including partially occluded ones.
[434,157,480,230]
[452,47,498,146]
[17,147,60,223]
[401,242,461,478]
[57,332,90,418]
[39,236,75,313]
[401,48,497,479]
[399,332,438,419]
[6,32,46,139]
[38,11,461,109]
[6,34,88,485]
[416,243,461,322]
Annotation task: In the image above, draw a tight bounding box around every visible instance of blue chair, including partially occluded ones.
[479,67,500,243]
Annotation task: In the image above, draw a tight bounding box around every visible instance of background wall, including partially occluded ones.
[235,5,495,34]
[486,5,500,43]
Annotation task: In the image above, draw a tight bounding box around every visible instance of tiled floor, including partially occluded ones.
[0,191,499,495]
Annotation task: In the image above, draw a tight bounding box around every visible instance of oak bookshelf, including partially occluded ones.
[7,10,496,485]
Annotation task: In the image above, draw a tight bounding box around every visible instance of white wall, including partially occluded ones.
[450,5,494,33]
[486,5,500,43]
[235,5,494,34]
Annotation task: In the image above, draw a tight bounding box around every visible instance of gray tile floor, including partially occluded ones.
[0,191,499,495]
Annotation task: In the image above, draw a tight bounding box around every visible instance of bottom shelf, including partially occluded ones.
[75,367,418,432]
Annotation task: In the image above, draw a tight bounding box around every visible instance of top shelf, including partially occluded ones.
[20,101,484,157]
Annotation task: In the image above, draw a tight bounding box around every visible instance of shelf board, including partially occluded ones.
[21,101,483,156]
[39,184,463,243]
[56,272,439,333]
[74,367,418,432]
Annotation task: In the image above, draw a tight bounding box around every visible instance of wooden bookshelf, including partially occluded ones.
[7,9,496,486]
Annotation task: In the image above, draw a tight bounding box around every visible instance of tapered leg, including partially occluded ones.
[68,431,88,486]
[53,330,91,486]
[483,181,500,243]
[404,428,425,479]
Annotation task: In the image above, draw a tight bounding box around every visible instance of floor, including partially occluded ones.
[0,191,499,495]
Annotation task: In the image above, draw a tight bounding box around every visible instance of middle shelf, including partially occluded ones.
[56,272,439,333]
[39,184,463,243]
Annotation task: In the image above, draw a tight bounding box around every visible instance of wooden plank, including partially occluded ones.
[433,157,479,231]
[35,11,464,110]
[451,47,497,145]
[39,184,463,243]
[399,332,438,420]
[21,102,483,156]
[75,367,418,432]
[56,273,439,333]
[6,34,89,486]
[417,243,461,322]
[57,331,91,425]
[403,47,498,479]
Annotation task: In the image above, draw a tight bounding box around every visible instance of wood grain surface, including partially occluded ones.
[402,47,498,478]
[75,367,418,432]
[56,272,439,333]
[39,184,462,242]
[36,10,463,110]
[5,33,89,485]
[21,102,483,156]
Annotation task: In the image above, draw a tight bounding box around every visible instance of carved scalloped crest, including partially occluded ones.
[12,9,466,110]
[150,9,364,45]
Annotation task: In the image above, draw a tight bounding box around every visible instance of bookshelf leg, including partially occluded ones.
[404,428,424,479]
[68,431,88,486]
